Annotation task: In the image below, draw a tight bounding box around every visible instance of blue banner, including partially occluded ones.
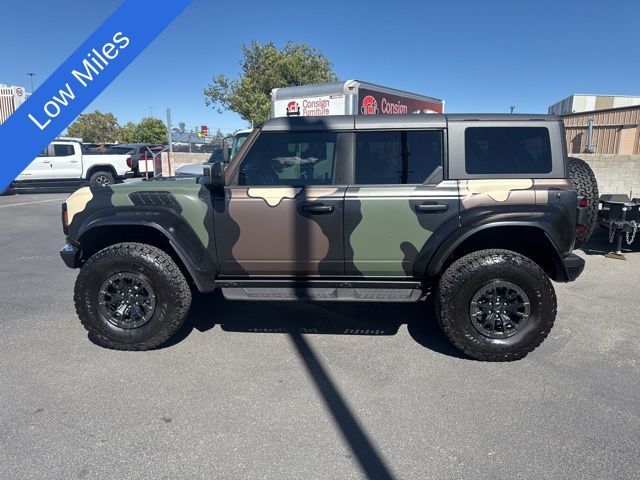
[0,0,193,190]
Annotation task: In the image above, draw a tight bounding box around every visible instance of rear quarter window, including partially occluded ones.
[465,127,552,175]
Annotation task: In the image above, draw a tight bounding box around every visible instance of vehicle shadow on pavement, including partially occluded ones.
[163,291,466,480]
[581,227,640,256]
[165,290,465,359]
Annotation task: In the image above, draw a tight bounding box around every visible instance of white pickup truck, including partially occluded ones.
[4,140,133,193]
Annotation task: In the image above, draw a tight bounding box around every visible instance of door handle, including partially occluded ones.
[70,160,78,163]
[300,203,335,214]
[42,160,51,163]
[415,202,449,213]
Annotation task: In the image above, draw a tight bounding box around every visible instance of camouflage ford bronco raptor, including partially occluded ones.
[60,114,596,361]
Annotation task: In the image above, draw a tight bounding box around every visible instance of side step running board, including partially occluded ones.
[219,281,426,302]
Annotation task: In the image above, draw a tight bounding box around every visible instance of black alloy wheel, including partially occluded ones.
[98,272,157,329]
[469,280,531,339]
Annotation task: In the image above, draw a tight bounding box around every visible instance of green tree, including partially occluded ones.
[136,117,168,143]
[213,128,225,143]
[67,111,120,143]
[204,41,337,126]
[118,122,138,143]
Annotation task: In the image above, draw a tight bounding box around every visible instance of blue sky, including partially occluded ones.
[1,0,638,133]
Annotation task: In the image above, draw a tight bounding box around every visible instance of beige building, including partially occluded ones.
[549,94,640,116]
[560,105,640,155]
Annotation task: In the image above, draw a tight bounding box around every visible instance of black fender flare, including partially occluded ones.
[76,207,218,292]
[417,208,573,280]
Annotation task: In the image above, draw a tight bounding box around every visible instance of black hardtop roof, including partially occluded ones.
[260,114,560,131]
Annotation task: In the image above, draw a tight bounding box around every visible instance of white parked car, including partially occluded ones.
[3,140,133,194]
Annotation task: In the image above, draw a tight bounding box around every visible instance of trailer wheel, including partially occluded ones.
[568,157,599,249]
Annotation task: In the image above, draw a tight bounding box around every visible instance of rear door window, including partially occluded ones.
[465,127,552,174]
[355,130,443,184]
[53,144,76,157]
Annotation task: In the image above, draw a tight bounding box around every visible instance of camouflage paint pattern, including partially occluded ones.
[65,179,217,275]
[459,179,536,210]
[66,180,211,243]
[63,175,572,284]
[214,186,344,276]
[345,183,458,276]
[65,178,458,280]
[459,178,575,210]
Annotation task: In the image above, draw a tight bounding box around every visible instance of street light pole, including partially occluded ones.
[26,73,36,94]
[166,108,173,176]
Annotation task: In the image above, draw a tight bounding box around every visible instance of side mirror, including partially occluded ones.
[222,136,231,163]
[202,161,225,187]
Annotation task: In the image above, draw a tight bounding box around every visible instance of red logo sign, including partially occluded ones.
[361,95,379,115]
[286,101,300,116]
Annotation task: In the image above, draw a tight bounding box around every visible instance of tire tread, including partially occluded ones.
[436,249,556,361]
[74,242,191,351]
[568,157,599,249]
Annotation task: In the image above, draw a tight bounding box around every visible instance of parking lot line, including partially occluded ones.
[0,197,67,208]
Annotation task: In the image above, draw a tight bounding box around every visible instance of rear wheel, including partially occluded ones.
[436,249,556,361]
[568,157,599,248]
[74,242,192,350]
[89,170,115,187]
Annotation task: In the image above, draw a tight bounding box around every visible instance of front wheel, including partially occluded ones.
[436,249,556,361]
[74,242,192,350]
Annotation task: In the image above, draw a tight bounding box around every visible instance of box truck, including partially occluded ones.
[271,79,444,118]
[0,84,28,124]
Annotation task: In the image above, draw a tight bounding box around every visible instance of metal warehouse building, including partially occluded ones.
[548,94,640,116]
[560,105,640,155]
[548,94,640,155]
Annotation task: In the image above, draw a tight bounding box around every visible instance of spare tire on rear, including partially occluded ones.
[568,157,599,249]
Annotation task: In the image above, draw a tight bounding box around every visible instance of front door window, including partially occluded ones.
[238,132,337,186]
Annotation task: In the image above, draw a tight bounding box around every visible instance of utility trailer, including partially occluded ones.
[271,79,444,119]
[598,194,640,259]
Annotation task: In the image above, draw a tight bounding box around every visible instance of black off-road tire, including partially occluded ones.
[74,242,192,350]
[89,170,115,187]
[436,249,557,361]
[568,157,599,248]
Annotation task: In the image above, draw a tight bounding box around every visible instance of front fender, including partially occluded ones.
[75,208,218,292]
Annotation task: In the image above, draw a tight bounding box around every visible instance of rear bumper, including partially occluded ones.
[60,243,81,268]
[558,253,585,282]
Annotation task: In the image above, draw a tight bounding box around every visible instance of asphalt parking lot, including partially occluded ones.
[1,191,639,480]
